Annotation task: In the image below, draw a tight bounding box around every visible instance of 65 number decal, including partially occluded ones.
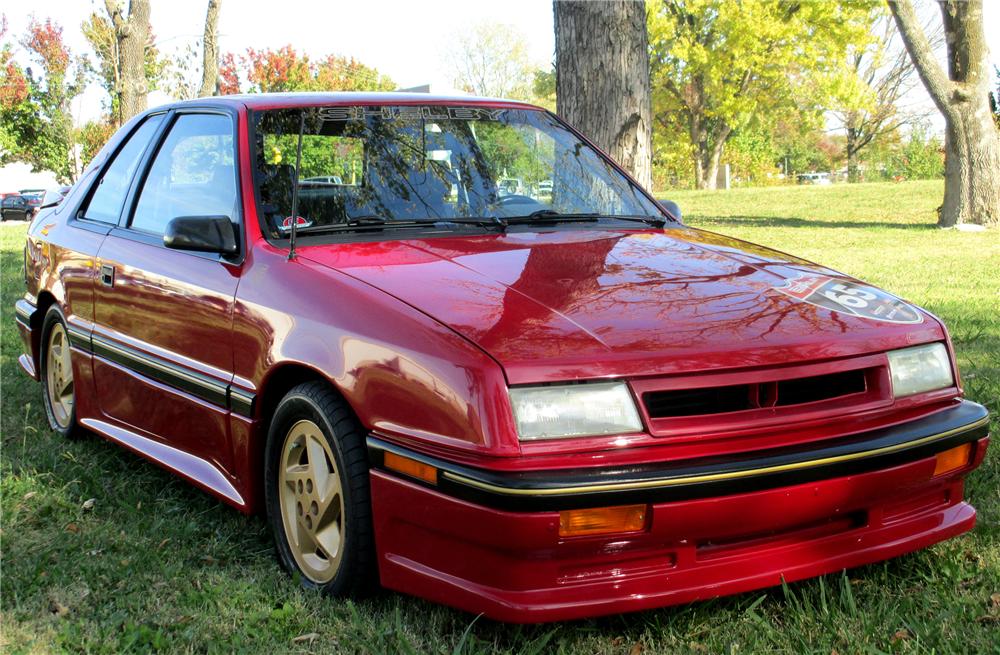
[774,274,923,324]
[821,283,877,308]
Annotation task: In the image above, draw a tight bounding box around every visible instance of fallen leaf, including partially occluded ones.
[23,491,36,500]
[831,650,841,655]
[292,633,319,644]
[157,538,170,549]
[611,637,623,647]
[82,498,96,511]
[891,629,913,643]
[689,643,707,653]
[629,643,643,655]
[65,523,80,534]
[990,592,1000,609]
[48,599,69,617]
[976,615,1000,625]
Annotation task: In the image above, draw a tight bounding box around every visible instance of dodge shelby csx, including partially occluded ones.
[15,93,990,622]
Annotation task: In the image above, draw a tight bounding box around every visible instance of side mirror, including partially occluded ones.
[40,190,63,209]
[660,200,682,223]
[164,216,238,255]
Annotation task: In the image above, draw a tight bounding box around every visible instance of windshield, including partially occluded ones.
[251,105,664,238]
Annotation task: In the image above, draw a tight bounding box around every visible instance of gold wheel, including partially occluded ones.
[278,419,345,584]
[45,322,74,429]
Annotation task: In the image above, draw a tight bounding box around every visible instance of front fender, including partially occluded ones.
[233,244,519,457]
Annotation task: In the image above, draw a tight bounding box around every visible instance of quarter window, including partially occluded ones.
[131,113,237,236]
[83,114,165,223]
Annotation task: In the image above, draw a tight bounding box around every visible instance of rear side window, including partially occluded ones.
[130,113,237,236]
[83,114,165,223]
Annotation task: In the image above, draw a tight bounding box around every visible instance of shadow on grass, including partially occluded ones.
[688,215,938,230]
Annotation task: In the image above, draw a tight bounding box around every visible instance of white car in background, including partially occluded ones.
[797,172,832,185]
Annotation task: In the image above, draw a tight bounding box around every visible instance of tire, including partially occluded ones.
[264,381,376,597]
[40,306,83,438]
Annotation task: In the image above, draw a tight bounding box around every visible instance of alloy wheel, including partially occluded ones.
[278,419,345,583]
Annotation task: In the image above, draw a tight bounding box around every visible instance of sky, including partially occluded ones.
[4,0,556,125]
[3,0,1000,133]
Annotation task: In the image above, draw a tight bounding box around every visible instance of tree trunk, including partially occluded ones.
[106,0,151,123]
[846,121,861,183]
[554,0,653,189]
[939,103,1000,227]
[691,123,728,190]
[198,0,221,97]
[889,0,999,227]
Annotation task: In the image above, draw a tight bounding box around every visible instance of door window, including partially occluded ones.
[131,113,237,236]
[83,114,165,223]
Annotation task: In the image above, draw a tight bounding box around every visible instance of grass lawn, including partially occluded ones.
[2,180,998,654]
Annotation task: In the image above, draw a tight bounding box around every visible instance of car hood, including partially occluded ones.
[299,227,944,384]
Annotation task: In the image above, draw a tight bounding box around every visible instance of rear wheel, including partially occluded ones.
[40,306,81,438]
[264,382,376,596]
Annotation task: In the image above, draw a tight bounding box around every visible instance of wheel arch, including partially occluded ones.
[249,361,363,511]
[30,290,60,371]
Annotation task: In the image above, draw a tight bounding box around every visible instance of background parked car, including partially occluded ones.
[797,172,832,185]
[1,194,32,221]
[303,175,345,185]
[498,177,525,196]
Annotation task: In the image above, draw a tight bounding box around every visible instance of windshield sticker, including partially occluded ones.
[774,274,923,324]
[279,216,313,232]
[318,106,506,122]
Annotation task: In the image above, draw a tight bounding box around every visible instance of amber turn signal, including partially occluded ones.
[384,451,438,484]
[933,443,972,477]
[559,504,649,537]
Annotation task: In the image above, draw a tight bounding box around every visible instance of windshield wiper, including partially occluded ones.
[285,215,505,235]
[604,214,669,228]
[501,210,668,228]
[502,210,600,225]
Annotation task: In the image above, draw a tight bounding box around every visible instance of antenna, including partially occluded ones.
[288,109,306,261]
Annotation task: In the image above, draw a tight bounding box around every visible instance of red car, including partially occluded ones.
[14,93,989,622]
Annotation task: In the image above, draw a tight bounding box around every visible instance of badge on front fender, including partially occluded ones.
[774,274,923,324]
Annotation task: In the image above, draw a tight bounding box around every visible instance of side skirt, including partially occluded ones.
[80,417,246,510]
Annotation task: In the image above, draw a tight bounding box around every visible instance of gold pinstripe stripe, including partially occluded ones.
[441,417,990,497]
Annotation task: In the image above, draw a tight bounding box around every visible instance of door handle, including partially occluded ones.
[100,263,115,287]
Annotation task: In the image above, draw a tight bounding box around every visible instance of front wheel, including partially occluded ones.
[264,381,376,596]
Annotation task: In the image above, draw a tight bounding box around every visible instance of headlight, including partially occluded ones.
[888,343,953,398]
[509,381,643,441]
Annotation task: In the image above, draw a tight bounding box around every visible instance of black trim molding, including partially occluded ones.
[66,325,91,350]
[368,401,990,512]
[228,387,255,419]
[87,332,255,418]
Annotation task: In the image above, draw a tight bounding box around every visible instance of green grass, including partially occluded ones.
[2,180,998,654]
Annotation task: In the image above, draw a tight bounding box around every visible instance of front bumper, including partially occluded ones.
[368,401,989,622]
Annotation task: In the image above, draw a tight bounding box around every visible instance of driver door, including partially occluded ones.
[92,110,243,471]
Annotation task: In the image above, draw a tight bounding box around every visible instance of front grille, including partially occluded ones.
[775,369,867,407]
[643,368,869,419]
[644,384,755,418]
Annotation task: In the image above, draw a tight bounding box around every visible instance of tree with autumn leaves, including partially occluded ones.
[0,17,85,183]
[0,3,395,183]
[217,46,394,95]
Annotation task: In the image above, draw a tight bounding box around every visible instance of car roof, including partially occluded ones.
[151,91,544,113]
